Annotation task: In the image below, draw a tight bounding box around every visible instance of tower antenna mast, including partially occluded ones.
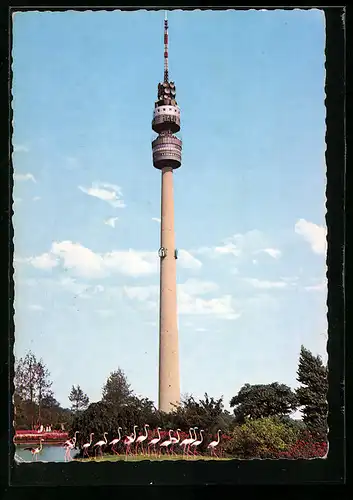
[164,10,169,83]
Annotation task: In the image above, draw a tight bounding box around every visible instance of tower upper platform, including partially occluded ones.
[151,15,182,170]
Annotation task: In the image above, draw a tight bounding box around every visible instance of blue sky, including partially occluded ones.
[12,9,327,412]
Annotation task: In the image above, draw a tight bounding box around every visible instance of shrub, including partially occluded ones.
[223,417,300,459]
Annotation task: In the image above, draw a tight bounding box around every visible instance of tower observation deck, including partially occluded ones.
[152,12,181,413]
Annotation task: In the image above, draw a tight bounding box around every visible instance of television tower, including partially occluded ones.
[151,11,182,413]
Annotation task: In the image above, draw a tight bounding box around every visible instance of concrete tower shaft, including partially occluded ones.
[152,12,182,413]
[158,166,180,411]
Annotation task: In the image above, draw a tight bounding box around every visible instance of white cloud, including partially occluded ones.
[104,217,119,228]
[177,249,202,269]
[196,327,207,332]
[14,173,36,183]
[152,217,161,223]
[244,278,288,289]
[256,248,282,259]
[178,291,240,318]
[22,242,202,279]
[26,241,157,278]
[28,304,43,311]
[252,259,258,265]
[123,279,240,319]
[33,196,41,202]
[195,230,267,261]
[30,252,59,270]
[13,144,29,153]
[79,182,126,208]
[179,278,219,296]
[295,219,327,255]
[304,279,327,292]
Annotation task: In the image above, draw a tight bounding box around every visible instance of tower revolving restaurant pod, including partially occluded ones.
[152,133,182,170]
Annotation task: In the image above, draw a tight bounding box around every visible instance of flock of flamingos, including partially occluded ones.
[25,425,223,461]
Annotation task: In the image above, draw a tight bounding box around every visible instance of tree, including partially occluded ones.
[101,369,133,406]
[296,346,328,440]
[14,351,53,427]
[36,359,53,422]
[230,382,298,423]
[69,385,89,412]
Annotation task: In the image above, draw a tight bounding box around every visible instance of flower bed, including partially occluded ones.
[14,431,68,442]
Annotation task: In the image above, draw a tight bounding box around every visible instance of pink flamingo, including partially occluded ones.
[207,429,222,458]
[93,432,108,458]
[170,429,181,455]
[124,425,138,457]
[109,427,122,455]
[190,429,204,456]
[82,433,94,458]
[24,439,44,461]
[186,427,198,457]
[159,430,173,456]
[63,431,79,461]
[147,427,161,456]
[135,424,149,455]
[179,428,195,457]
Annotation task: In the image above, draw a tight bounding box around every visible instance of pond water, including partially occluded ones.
[15,444,78,463]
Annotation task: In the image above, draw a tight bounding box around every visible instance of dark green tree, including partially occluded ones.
[230,382,298,422]
[101,368,133,406]
[69,385,90,412]
[296,345,328,440]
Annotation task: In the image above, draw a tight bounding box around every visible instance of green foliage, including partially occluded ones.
[101,369,133,406]
[230,382,298,422]
[69,385,90,412]
[296,346,328,440]
[223,417,300,459]
[70,395,158,446]
[14,351,55,427]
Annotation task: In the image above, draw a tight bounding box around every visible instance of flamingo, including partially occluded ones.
[109,427,122,455]
[24,439,44,461]
[159,430,173,456]
[123,425,138,457]
[94,432,108,458]
[147,427,161,456]
[135,424,149,455]
[186,427,198,456]
[82,433,94,458]
[190,429,204,456]
[170,429,181,455]
[179,428,194,457]
[63,431,79,462]
[207,429,222,458]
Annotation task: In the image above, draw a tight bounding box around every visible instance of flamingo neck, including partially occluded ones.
[169,430,172,440]
[217,431,221,444]
[144,425,148,438]
[118,428,121,440]
[133,427,137,440]
[104,433,107,444]
[189,429,193,439]
[176,430,180,441]
[200,430,204,443]
[157,428,161,439]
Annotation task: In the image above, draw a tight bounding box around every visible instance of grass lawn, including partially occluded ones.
[75,453,232,462]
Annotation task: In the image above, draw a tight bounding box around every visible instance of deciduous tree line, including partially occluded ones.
[14,345,328,453]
